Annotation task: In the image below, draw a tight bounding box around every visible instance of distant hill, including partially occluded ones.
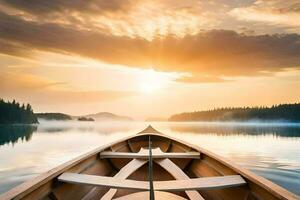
[85,112,133,121]
[36,112,132,121]
[169,103,300,122]
[36,113,72,121]
[0,99,38,124]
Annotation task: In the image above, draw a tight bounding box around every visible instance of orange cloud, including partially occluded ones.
[0,0,218,39]
[0,0,133,15]
[0,7,300,83]
[0,39,31,57]
[229,0,300,32]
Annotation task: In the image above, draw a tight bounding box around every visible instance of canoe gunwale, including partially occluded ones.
[0,127,299,200]
[0,134,136,200]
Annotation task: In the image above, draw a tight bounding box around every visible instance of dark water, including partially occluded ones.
[0,121,299,196]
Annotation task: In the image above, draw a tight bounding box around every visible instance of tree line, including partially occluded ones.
[0,99,38,124]
[36,113,72,120]
[169,103,300,122]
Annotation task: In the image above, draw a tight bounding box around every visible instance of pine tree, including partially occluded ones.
[0,99,38,124]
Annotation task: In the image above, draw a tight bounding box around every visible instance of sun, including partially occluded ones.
[138,69,174,94]
[139,81,161,94]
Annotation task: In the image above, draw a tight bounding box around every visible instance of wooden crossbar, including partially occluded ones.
[81,158,147,200]
[99,150,200,159]
[58,173,246,191]
[155,158,205,200]
[100,149,150,200]
[101,159,147,200]
[101,148,203,200]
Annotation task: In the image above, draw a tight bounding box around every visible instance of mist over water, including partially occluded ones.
[0,121,299,195]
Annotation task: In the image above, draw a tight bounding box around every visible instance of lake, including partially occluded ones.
[0,121,300,195]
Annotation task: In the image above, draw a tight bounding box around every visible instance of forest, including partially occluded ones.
[36,113,72,121]
[169,103,300,122]
[0,99,38,124]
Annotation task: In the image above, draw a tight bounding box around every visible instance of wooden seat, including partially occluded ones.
[155,158,204,200]
[100,148,202,200]
[100,149,200,159]
[100,159,147,200]
[58,173,246,191]
[60,148,244,199]
[113,191,188,200]
[100,148,151,200]
[81,159,147,200]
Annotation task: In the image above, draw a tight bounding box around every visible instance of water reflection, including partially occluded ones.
[169,124,300,137]
[0,125,37,146]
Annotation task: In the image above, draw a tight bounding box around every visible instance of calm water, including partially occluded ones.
[0,121,300,195]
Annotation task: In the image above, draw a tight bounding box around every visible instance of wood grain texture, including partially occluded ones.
[100,159,147,200]
[155,158,204,200]
[113,191,188,200]
[100,150,200,159]
[58,173,246,191]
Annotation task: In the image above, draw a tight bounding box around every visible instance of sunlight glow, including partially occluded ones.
[138,69,175,94]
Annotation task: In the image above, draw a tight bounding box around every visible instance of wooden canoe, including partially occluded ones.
[0,125,299,200]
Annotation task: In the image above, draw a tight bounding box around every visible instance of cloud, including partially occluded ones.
[1,0,299,38]
[0,39,31,57]
[0,0,219,39]
[0,11,300,83]
[229,0,300,32]
[0,71,136,103]
[0,0,133,15]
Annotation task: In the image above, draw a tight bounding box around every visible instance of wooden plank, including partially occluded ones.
[152,175,247,191]
[114,191,188,200]
[58,173,148,190]
[155,158,205,200]
[190,159,249,200]
[99,159,147,200]
[100,150,200,159]
[58,173,246,191]
[87,148,148,199]
[53,159,111,200]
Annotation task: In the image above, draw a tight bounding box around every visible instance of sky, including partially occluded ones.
[0,0,300,119]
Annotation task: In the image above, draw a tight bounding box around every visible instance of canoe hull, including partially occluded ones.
[0,126,298,200]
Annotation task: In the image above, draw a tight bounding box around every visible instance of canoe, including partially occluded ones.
[0,125,299,200]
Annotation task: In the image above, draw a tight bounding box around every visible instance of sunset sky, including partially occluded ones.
[1,0,300,119]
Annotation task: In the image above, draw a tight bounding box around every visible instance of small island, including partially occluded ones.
[77,117,95,121]
[0,99,38,124]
